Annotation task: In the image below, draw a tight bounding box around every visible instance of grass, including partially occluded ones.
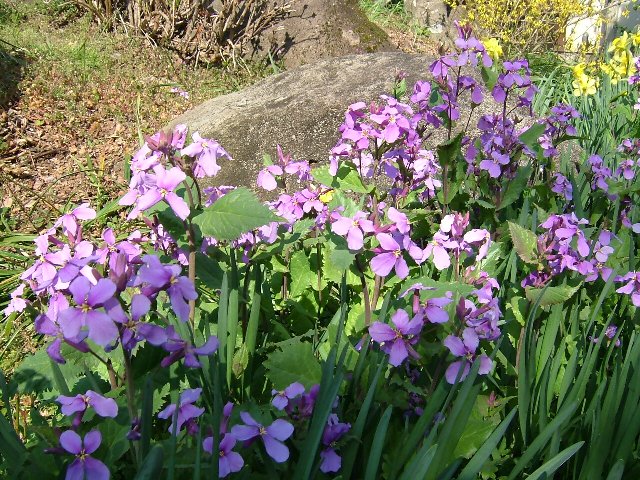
[359,0,430,37]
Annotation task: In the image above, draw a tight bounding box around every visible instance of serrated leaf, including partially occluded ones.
[311,163,370,193]
[525,284,581,306]
[508,222,538,264]
[192,187,282,240]
[264,338,321,389]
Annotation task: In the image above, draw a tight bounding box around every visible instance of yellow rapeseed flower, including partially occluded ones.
[632,31,640,47]
[483,38,503,61]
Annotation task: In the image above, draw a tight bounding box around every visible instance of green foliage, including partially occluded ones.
[193,187,282,240]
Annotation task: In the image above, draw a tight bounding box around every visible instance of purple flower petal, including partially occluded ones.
[60,430,82,454]
[65,458,85,480]
[443,335,466,357]
[180,388,202,405]
[165,192,190,220]
[85,311,118,347]
[388,340,409,366]
[87,391,118,418]
[368,322,396,343]
[83,430,102,454]
[263,435,289,463]
[193,336,219,355]
[445,360,470,384]
[131,294,151,321]
[82,456,110,480]
[88,279,116,306]
[266,419,294,441]
[231,425,259,441]
[371,252,397,277]
[320,448,342,473]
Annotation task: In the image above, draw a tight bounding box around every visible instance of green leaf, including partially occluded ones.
[289,250,321,298]
[458,407,517,480]
[508,221,538,264]
[453,396,502,459]
[518,123,546,149]
[311,163,370,193]
[437,131,463,168]
[480,65,499,90]
[364,406,393,480]
[498,164,532,210]
[327,235,355,272]
[526,441,584,480]
[264,338,321,389]
[192,187,282,241]
[134,446,164,480]
[525,284,581,307]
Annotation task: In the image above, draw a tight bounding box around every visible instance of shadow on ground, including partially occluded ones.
[0,39,26,109]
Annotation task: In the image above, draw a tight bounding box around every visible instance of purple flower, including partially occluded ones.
[231,413,294,463]
[369,309,423,366]
[271,382,305,410]
[285,384,319,420]
[552,173,573,200]
[443,328,493,384]
[136,255,198,322]
[60,430,109,480]
[371,233,410,279]
[203,434,244,478]
[104,294,151,350]
[136,165,190,220]
[331,211,375,250]
[158,326,219,368]
[616,272,640,306]
[320,414,351,473]
[158,388,205,434]
[181,132,230,178]
[35,293,90,364]
[591,324,622,347]
[57,390,118,418]
[57,277,118,347]
[423,232,451,270]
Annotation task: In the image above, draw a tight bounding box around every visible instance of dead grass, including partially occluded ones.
[0,0,275,232]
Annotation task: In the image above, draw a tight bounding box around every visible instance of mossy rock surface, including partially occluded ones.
[250,0,394,68]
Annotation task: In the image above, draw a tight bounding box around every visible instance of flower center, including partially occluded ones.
[160,188,168,197]
[259,426,267,436]
[394,249,401,258]
[81,303,91,313]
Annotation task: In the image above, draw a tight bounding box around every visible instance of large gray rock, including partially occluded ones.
[171,52,435,189]
[404,0,449,33]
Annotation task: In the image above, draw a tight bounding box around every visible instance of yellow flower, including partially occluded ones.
[572,73,598,96]
[572,62,587,77]
[609,32,630,53]
[632,31,640,47]
[483,38,503,61]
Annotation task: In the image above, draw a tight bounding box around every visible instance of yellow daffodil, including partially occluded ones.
[483,38,503,61]
[572,73,598,96]
[609,32,630,53]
